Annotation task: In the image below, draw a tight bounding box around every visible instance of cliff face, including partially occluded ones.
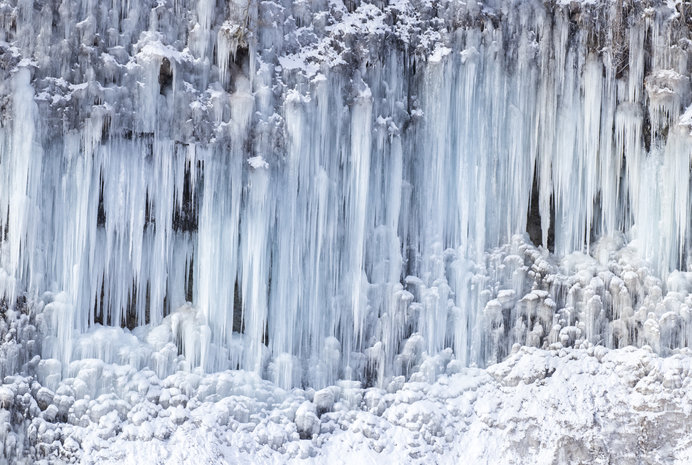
[0,0,691,391]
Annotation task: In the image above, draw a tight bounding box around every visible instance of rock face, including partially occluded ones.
[1,0,692,452]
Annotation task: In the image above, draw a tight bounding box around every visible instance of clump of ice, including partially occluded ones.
[247,156,269,169]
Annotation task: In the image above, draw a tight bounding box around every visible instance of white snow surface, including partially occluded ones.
[5,345,692,464]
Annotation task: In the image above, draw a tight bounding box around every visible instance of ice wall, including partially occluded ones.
[0,0,691,388]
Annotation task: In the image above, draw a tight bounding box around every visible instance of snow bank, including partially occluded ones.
[4,345,692,464]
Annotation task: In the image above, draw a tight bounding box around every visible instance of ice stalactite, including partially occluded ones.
[0,0,692,389]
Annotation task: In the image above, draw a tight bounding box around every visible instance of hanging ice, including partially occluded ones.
[0,0,691,390]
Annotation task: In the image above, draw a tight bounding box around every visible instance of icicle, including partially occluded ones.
[0,68,42,305]
[240,160,271,374]
[347,82,373,348]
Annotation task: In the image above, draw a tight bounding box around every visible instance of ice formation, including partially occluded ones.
[1,0,692,461]
[1,0,691,384]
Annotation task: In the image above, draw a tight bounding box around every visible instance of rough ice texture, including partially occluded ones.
[5,339,692,464]
[1,0,692,461]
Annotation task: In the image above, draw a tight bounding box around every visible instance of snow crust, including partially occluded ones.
[5,344,692,464]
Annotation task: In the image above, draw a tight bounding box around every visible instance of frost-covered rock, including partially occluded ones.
[312,388,335,414]
[294,401,320,438]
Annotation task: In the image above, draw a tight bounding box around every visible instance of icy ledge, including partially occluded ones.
[2,345,691,464]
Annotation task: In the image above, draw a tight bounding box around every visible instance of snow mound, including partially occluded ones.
[3,346,692,464]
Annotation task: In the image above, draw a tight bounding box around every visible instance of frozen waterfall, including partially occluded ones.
[0,0,691,393]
